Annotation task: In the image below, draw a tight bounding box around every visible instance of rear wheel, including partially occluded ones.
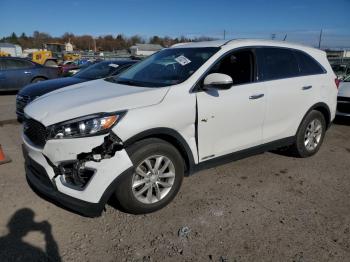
[44,60,57,67]
[115,138,184,214]
[290,110,326,157]
[31,77,46,83]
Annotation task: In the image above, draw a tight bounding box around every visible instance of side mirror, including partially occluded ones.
[203,73,233,90]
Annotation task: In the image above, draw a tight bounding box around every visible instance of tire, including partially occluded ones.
[44,60,58,67]
[290,110,326,158]
[115,138,184,214]
[31,77,46,83]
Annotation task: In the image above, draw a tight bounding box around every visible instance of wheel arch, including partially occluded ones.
[31,76,48,82]
[297,102,331,135]
[123,128,196,176]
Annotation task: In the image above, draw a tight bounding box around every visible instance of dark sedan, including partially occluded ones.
[0,57,59,91]
[16,59,137,121]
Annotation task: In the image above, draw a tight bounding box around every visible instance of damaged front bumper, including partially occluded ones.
[22,131,133,217]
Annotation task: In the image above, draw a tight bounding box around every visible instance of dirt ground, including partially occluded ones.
[1,94,350,262]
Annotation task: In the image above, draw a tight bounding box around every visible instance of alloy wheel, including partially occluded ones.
[304,119,322,151]
[132,155,176,204]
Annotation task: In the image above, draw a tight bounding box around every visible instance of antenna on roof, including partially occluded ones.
[318,29,323,49]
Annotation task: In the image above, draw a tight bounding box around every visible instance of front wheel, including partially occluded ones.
[115,138,184,214]
[290,110,326,158]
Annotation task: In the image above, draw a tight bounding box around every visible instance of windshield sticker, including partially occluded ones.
[175,55,191,66]
[108,63,119,68]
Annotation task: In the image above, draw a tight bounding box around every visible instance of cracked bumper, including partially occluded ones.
[22,132,133,216]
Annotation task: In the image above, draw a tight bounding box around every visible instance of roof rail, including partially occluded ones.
[221,39,236,46]
[171,42,190,48]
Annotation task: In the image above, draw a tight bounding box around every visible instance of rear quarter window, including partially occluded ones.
[2,59,34,70]
[260,47,299,81]
[294,50,325,75]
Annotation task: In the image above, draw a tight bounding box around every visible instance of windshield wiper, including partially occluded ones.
[107,78,147,87]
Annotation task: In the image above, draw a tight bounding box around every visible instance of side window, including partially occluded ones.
[3,59,34,70]
[294,51,325,75]
[261,48,299,80]
[208,49,254,85]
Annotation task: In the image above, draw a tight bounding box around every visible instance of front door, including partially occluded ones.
[196,49,266,161]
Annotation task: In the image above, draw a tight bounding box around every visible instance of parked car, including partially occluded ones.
[22,40,337,217]
[16,60,137,121]
[337,75,350,116]
[0,57,59,91]
[60,59,96,76]
[331,64,350,80]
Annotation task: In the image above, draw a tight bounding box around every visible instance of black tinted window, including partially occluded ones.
[75,61,123,80]
[209,50,254,85]
[261,48,299,80]
[294,51,324,75]
[2,59,33,70]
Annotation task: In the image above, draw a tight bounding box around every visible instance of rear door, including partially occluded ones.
[0,60,8,90]
[0,59,36,90]
[196,48,267,161]
[257,47,324,143]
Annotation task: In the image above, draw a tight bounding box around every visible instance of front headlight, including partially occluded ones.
[47,112,126,139]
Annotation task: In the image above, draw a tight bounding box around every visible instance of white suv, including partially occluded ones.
[22,40,338,216]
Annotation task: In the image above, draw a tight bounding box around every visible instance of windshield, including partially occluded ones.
[108,47,219,87]
[75,61,121,80]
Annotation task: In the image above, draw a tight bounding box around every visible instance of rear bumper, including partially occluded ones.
[337,97,350,116]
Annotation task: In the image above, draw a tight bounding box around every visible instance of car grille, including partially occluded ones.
[337,96,350,114]
[16,95,31,116]
[24,118,47,148]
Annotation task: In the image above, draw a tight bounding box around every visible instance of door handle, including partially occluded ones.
[249,94,264,100]
[24,71,32,75]
[302,85,312,90]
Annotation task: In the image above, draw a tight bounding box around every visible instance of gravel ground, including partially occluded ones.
[0,94,350,262]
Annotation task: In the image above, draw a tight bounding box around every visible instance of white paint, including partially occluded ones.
[23,39,337,205]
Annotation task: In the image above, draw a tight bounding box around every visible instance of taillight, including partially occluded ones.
[335,78,340,89]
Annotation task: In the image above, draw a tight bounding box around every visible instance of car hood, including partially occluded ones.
[25,79,169,126]
[338,82,350,98]
[19,77,86,97]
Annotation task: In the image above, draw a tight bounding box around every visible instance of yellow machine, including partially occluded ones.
[29,43,79,66]
[63,53,81,61]
[29,50,58,66]
[0,51,11,57]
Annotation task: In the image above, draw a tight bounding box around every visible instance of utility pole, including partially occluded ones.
[223,30,226,40]
[283,34,287,41]
[318,29,323,49]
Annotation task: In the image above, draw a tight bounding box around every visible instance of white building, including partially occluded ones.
[0,43,22,57]
[65,42,73,52]
[130,44,163,56]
